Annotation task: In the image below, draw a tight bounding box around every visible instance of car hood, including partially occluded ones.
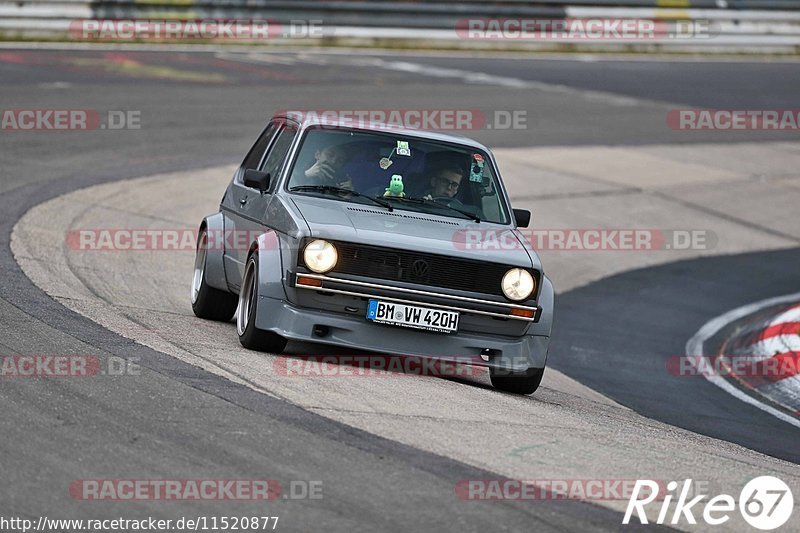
[291,195,538,269]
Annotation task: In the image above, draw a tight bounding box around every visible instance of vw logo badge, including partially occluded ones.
[410,259,430,281]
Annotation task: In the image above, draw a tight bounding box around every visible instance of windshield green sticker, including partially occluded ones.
[396,140,411,157]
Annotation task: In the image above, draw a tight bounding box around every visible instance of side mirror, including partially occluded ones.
[244,169,270,192]
[513,208,531,228]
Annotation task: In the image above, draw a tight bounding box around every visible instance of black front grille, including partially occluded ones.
[301,240,536,298]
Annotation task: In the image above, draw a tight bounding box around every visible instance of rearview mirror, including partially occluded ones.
[513,208,531,228]
[244,169,270,192]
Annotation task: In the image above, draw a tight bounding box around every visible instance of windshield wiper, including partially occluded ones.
[289,185,393,211]
[380,195,481,223]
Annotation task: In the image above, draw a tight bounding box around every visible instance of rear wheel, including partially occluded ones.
[490,367,544,395]
[191,227,237,321]
[237,253,287,353]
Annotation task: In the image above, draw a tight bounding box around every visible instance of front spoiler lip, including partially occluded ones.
[294,273,538,322]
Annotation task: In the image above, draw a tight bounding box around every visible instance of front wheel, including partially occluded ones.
[237,253,287,353]
[490,367,544,395]
[191,227,238,321]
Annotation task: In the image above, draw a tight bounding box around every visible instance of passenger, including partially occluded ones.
[304,145,352,189]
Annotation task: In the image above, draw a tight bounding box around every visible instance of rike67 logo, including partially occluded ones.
[624,476,794,530]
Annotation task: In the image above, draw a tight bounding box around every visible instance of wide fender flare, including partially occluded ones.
[253,230,288,301]
[198,213,228,291]
[527,274,554,338]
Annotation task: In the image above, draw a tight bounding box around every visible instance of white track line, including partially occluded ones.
[217,51,647,107]
[685,292,800,429]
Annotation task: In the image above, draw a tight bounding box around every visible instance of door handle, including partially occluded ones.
[239,197,248,206]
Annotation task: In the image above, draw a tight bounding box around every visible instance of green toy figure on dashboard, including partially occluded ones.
[383,174,405,198]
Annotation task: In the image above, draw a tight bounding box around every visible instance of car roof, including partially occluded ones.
[272,111,491,152]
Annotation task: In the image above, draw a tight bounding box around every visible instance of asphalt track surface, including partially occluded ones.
[551,247,800,463]
[2,47,800,531]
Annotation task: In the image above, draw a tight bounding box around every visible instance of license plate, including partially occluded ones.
[366,299,459,334]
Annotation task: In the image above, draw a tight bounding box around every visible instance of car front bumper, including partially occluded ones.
[254,295,550,372]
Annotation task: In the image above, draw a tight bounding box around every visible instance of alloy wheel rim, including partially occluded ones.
[237,258,256,336]
[191,231,208,304]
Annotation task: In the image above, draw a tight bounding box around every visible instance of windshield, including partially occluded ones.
[286,127,510,224]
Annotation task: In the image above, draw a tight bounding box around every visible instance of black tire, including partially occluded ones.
[490,366,545,395]
[237,253,287,353]
[191,227,238,321]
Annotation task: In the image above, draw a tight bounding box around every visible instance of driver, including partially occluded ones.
[423,164,465,200]
[304,145,352,189]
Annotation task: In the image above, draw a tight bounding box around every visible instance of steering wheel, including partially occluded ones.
[431,196,465,208]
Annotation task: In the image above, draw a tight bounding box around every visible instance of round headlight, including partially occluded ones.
[501,268,535,301]
[304,240,338,273]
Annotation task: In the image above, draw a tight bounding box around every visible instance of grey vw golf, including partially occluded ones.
[191,113,553,394]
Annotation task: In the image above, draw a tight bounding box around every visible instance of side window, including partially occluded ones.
[241,123,278,174]
[260,126,298,192]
